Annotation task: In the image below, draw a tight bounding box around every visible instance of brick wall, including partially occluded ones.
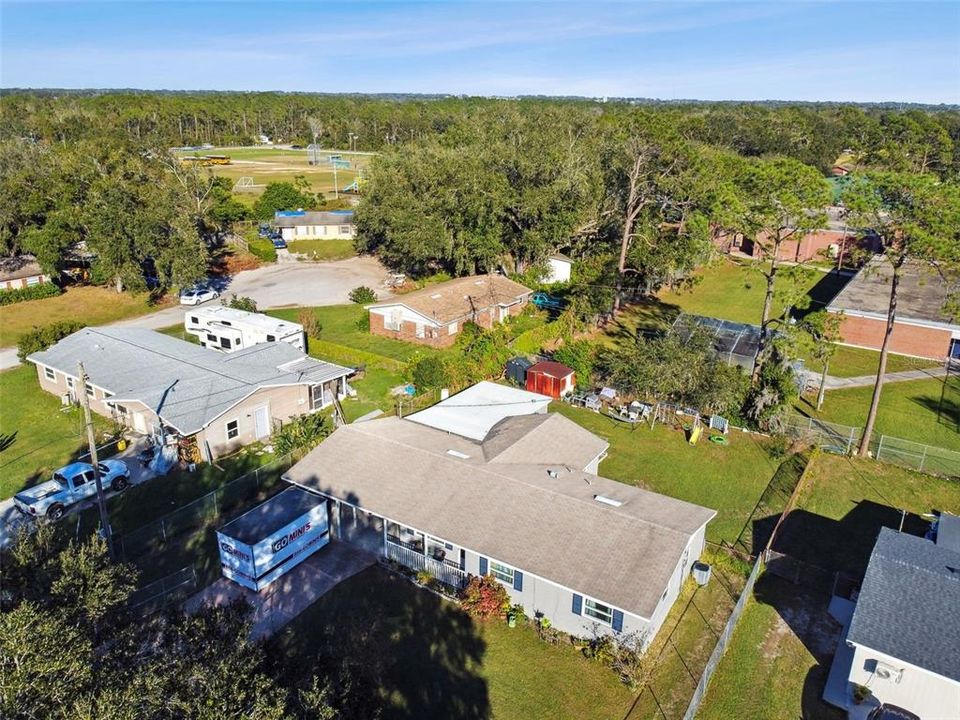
[837,314,953,360]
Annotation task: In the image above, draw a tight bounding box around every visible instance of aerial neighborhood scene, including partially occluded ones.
[2,2,960,719]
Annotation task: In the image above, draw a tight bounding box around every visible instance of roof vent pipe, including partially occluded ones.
[594,495,623,507]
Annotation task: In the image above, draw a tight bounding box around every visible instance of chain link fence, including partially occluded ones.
[781,414,960,478]
[116,453,300,562]
[129,566,198,613]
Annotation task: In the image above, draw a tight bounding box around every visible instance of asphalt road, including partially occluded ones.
[0,255,391,369]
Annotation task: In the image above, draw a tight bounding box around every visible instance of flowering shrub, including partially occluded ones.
[458,575,510,619]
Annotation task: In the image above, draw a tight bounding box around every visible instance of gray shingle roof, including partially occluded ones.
[272,211,354,228]
[0,254,44,282]
[847,528,960,682]
[29,327,352,434]
[284,415,716,619]
[482,413,608,470]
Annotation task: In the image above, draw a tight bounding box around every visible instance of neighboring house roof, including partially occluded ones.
[846,528,960,683]
[827,257,959,329]
[406,381,551,441]
[29,327,352,435]
[528,361,574,378]
[935,511,960,553]
[367,275,533,325]
[272,210,354,227]
[548,254,573,264]
[0,254,44,282]
[284,414,715,619]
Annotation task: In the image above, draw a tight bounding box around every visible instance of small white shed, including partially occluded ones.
[544,254,573,284]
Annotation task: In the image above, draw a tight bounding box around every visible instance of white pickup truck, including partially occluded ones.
[14,460,130,520]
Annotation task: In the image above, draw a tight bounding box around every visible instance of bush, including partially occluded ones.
[552,339,597,385]
[272,413,331,456]
[246,238,277,263]
[411,355,451,390]
[226,294,257,312]
[459,575,510,619]
[18,321,84,361]
[348,286,377,304]
[297,308,323,339]
[0,282,61,306]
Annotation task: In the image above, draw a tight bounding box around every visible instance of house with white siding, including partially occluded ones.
[272,210,355,242]
[284,382,716,645]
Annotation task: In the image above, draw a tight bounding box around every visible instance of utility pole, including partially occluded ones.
[77,362,116,561]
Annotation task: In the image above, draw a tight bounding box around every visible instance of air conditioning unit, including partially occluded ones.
[875,662,903,683]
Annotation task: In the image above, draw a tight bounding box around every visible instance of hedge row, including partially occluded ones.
[246,238,278,263]
[0,282,61,306]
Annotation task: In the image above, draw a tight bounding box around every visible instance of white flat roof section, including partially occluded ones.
[188,306,303,335]
[407,380,552,441]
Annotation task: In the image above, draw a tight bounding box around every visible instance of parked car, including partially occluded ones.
[272,237,287,249]
[180,287,220,305]
[258,224,272,238]
[866,705,920,720]
[14,460,130,520]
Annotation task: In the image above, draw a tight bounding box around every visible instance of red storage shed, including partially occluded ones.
[525,361,575,399]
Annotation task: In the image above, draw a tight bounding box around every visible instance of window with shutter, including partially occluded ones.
[572,593,582,616]
[479,557,488,576]
[513,571,523,592]
[612,609,624,632]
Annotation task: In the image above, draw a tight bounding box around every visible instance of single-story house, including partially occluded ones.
[827,257,960,360]
[29,327,353,461]
[838,526,960,718]
[366,275,533,348]
[526,360,575,399]
[0,254,49,291]
[284,383,716,645]
[272,210,355,242]
[544,254,573,284]
[715,207,875,265]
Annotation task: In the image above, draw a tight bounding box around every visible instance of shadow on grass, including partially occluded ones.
[913,390,960,434]
[605,297,681,346]
[752,573,846,720]
[269,565,490,720]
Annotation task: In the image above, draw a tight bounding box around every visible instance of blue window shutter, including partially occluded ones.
[612,609,624,632]
[479,556,488,575]
[572,593,582,615]
[513,570,523,592]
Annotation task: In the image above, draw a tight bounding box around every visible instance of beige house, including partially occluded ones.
[0,254,49,290]
[29,327,353,461]
[366,274,533,347]
[272,210,355,242]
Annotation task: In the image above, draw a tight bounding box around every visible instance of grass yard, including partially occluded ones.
[0,365,113,499]
[0,286,163,348]
[268,304,433,364]
[802,344,938,378]
[795,377,960,452]
[271,565,638,720]
[287,238,357,261]
[658,260,825,327]
[696,453,960,720]
[553,403,780,544]
[695,573,844,720]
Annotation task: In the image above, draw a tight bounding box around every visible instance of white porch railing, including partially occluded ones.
[386,540,468,589]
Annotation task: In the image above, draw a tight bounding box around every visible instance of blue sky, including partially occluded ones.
[2,1,958,102]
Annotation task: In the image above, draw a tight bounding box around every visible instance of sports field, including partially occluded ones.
[175,146,375,200]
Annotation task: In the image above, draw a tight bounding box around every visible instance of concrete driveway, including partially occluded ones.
[186,540,376,639]
[0,255,391,369]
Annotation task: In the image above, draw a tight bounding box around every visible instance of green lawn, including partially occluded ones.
[0,286,162,347]
[796,377,960,452]
[803,344,939,378]
[271,565,638,720]
[287,238,357,261]
[554,403,780,544]
[268,304,434,363]
[695,573,843,720]
[156,323,198,344]
[658,260,825,327]
[0,365,113,499]
[696,453,960,720]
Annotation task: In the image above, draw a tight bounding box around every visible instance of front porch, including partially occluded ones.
[330,499,469,590]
